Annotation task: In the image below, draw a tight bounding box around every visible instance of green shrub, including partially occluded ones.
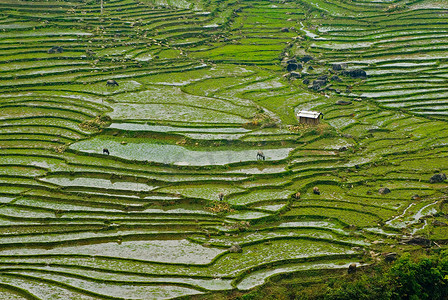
[232,251,448,300]
[387,252,448,300]
[325,251,448,300]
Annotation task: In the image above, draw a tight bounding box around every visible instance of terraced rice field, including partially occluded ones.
[1,0,448,298]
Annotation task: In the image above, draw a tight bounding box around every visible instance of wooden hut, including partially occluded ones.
[296,110,323,125]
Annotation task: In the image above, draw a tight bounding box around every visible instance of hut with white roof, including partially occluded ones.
[296,110,323,125]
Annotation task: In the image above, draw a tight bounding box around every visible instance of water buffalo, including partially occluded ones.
[47,46,63,54]
[257,150,265,161]
[106,79,119,86]
[103,148,110,155]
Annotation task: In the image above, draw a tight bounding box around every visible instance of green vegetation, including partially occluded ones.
[209,250,448,300]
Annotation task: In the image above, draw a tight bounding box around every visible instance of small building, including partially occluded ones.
[296,110,323,125]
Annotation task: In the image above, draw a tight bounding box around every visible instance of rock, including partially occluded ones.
[332,63,342,71]
[287,63,298,72]
[366,190,373,195]
[286,58,297,64]
[343,69,367,78]
[228,244,243,253]
[317,75,328,81]
[308,66,314,70]
[336,100,352,105]
[289,71,301,79]
[302,78,310,85]
[339,146,347,151]
[401,236,431,247]
[429,173,446,183]
[347,263,357,274]
[300,55,313,63]
[331,75,342,82]
[411,194,421,200]
[281,27,289,32]
[332,63,346,71]
[342,133,354,139]
[432,220,448,226]
[312,79,327,90]
[378,187,391,194]
[383,252,398,262]
[313,186,320,195]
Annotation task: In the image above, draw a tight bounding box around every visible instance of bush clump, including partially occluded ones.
[227,221,250,232]
[205,202,235,214]
[385,4,406,12]
[243,113,278,129]
[288,123,336,138]
[79,115,112,131]
[229,251,448,300]
[325,252,448,300]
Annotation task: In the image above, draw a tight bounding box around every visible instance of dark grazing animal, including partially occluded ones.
[47,46,64,54]
[257,150,265,161]
[103,148,110,155]
[106,79,119,86]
